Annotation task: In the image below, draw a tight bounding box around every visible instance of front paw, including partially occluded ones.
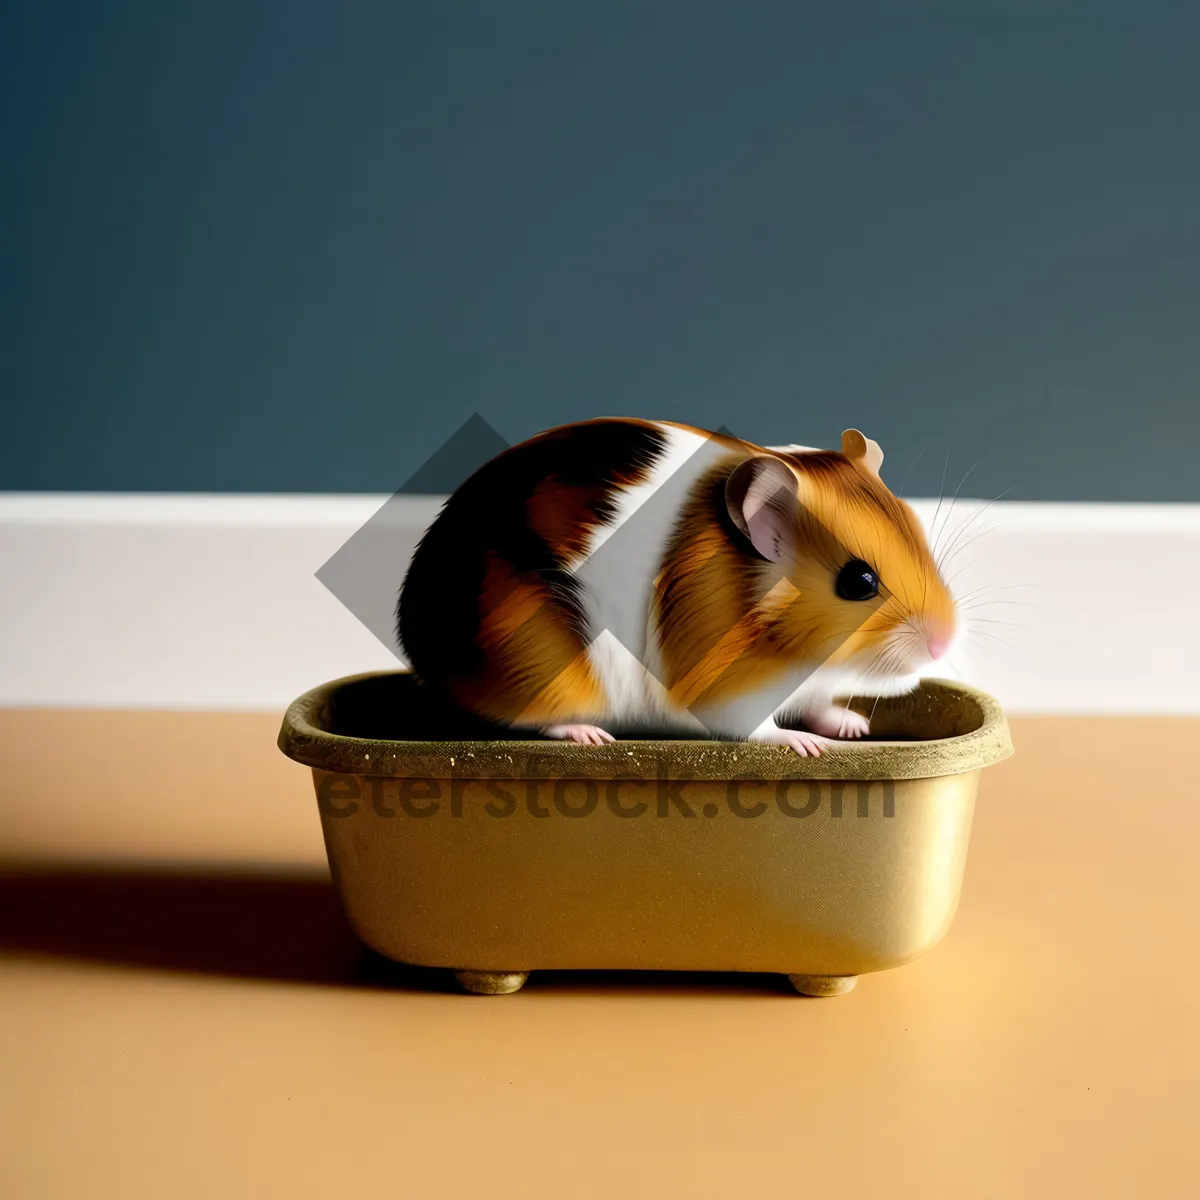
[804,707,870,740]
[750,728,830,757]
[542,723,616,746]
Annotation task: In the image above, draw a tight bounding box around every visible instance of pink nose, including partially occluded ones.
[927,635,951,661]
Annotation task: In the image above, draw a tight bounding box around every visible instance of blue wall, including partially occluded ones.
[4,2,1198,499]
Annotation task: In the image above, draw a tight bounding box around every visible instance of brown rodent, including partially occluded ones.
[398,419,957,754]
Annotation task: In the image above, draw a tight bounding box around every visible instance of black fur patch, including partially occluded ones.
[398,419,668,683]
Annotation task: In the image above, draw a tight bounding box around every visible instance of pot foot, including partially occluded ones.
[455,970,529,995]
[788,973,857,997]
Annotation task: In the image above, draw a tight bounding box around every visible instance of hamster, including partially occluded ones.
[398,419,957,755]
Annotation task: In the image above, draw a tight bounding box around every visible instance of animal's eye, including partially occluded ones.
[835,559,880,601]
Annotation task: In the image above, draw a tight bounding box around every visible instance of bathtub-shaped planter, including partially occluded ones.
[279,671,1012,996]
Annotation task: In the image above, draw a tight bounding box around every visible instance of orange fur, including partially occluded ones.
[667,578,800,709]
[656,449,956,708]
[402,416,955,734]
[452,553,603,724]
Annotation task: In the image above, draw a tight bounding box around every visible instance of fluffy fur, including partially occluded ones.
[398,419,957,752]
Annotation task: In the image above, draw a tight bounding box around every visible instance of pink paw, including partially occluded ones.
[805,708,871,740]
[835,710,870,739]
[758,728,830,757]
[543,723,616,746]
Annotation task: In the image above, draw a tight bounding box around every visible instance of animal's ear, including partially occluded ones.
[725,455,800,563]
[841,428,884,479]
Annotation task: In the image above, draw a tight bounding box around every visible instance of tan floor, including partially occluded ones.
[2,710,1199,1198]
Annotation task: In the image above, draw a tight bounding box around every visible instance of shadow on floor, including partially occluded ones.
[0,865,796,997]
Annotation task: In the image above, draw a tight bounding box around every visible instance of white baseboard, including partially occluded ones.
[1,493,1197,714]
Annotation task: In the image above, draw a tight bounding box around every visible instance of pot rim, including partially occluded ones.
[278,671,1013,781]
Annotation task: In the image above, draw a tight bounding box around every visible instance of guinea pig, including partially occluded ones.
[398,419,957,755]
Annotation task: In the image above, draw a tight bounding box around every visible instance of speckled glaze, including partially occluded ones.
[279,672,1012,994]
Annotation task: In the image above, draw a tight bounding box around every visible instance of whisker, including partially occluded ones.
[927,443,954,559]
[936,485,1017,571]
[964,630,1020,653]
[868,687,889,726]
[933,460,980,558]
[896,446,927,500]
[957,598,1039,612]
[938,521,1000,572]
[953,582,1034,605]
[944,559,986,590]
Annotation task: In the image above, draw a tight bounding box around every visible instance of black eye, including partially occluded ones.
[835,559,880,601]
